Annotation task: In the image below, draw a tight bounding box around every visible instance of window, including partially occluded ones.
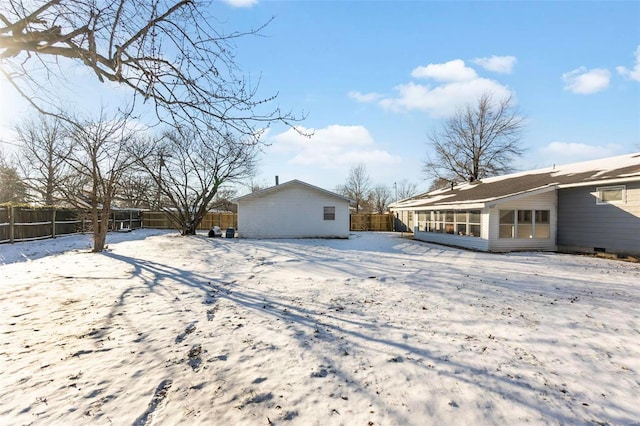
[499,210,515,238]
[499,209,550,239]
[517,210,532,239]
[424,209,481,237]
[596,186,625,205]
[534,210,550,238]
[323,206,335,220]
[444,210,455,234]
[468,210,481,237]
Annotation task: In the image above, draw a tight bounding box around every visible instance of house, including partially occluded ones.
[389,153,640,256]
[232,179,351,239]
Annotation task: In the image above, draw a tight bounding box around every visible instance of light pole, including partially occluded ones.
[393,181,397,204]
[393,182,397,232]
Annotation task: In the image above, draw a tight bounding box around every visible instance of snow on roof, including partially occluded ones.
[392,152,640,209]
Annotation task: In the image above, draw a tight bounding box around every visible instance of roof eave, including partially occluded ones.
[557,175,640,189]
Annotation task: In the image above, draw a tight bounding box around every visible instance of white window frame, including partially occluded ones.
[596,185,626,205]
[499,209,550,239]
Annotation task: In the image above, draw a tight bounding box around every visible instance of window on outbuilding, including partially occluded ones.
[596,186,625,205]
[323,206,335,220]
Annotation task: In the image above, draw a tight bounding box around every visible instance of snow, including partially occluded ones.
[1,230,639,425]
[392,152,640,209]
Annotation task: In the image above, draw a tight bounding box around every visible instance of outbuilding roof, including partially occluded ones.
[232,179,352,203]
[391,152,640,210]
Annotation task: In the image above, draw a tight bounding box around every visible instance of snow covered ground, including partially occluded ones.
[1,230,639,425]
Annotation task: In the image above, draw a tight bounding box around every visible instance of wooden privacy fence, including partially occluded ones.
[0,206,143,244]
[0,209,393,242]
[143,211,393,232]
[350,213,393,231]
[143,211,238,230]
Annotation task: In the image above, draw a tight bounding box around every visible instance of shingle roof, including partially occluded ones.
[232,179,351,203]
[392,152,640,209]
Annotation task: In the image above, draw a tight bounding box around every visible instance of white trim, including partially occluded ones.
[558,176,640,188]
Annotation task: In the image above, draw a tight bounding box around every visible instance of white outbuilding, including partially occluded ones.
[232,179,351,239]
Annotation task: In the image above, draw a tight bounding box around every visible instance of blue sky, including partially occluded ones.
[217,0,640,192]
[1,0,639,194]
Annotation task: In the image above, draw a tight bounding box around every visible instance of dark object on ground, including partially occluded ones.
[225,227,235,238]
[208,226,222,237]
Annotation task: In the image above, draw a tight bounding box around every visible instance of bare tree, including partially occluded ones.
[395,179,419,201]
[116,170,154,209]
[371,184,392,213]
[427,177,451,192]
[0,1,303,136]
[132,124,257,235]
[338,163,371,213]
[60,109,138,252]
[0,153,28,203]
[209,187,238,213]
[245,179,270,194]
[15,114,72,205]
[423,92,525,184]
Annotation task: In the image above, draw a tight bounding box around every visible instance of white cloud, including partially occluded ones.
[269,124,400,168]
[472,56,517,74]
[379,78,512,118]
[349,59,514,118]
[220,0,258,7]
[616,45,640,81]
[411,59,477,82]
[562,67,611,94]
[348,91,383,103]
[539,141,625,164]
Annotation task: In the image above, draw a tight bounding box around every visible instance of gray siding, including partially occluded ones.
[557,182,640,256]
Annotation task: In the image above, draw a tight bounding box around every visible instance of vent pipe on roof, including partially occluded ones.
[450,181,454,191]
[275,175,279,185]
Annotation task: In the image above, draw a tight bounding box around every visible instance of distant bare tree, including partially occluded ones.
[423,92,525,184]
[395,179,419,201]
[15,114,72,205]
[245,179,270,194]
[0,1,303,136]
[132,124,257,235]
[60,109,138,252]
[116,170,154,209]
[209,187,238,212]
[0,153,28,203]
[338,163,371,213]
[371,185,392,213]
[427,177,451,192]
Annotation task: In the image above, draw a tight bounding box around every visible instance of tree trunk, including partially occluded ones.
[92,208,110,252]
[182,223,197,235]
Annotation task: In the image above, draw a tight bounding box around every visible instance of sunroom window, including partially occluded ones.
[499,209,550,239]
[499,210,515,238]
[422,209,481,237]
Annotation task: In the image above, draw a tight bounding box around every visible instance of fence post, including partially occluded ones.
[52,209,56,238]
[9,205,14,243]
